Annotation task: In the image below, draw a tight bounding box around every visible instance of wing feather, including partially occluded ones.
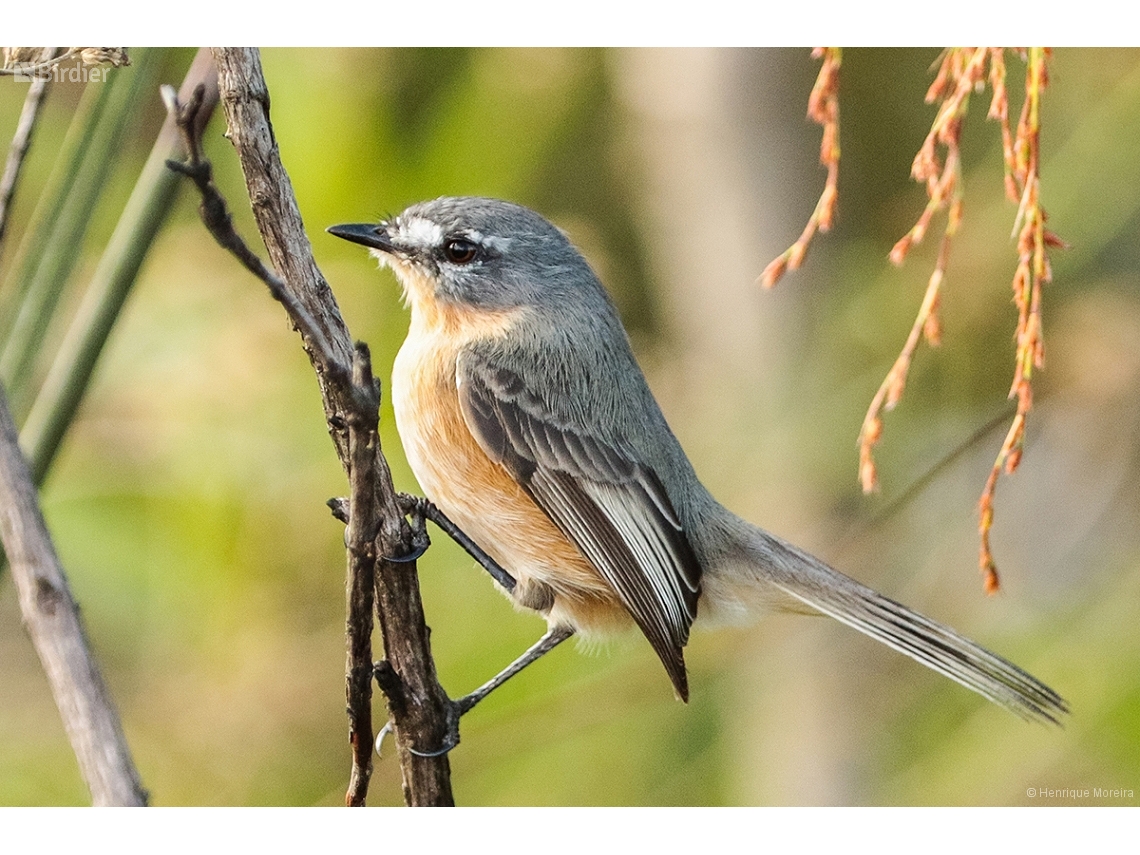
[457,352,701,699]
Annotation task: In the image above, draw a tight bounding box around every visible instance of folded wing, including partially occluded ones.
[457,351,702,699]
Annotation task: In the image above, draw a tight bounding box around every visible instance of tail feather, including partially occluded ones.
[744,530,1069,724]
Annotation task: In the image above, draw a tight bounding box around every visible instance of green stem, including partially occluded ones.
[21,50,217,486]
[0,69,114,343]
[0,49,165,418]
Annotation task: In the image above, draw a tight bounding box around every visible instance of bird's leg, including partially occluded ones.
[395,626,574,758]
[397,493,517,591]
[454,626,574,716]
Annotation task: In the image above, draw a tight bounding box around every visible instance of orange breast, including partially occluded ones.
[390,299,631,638]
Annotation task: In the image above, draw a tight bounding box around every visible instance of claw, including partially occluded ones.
[375,629,572,760]
[385,538,429,563]
[375,721,392,757]
[406,717,461,758]
[387,494,431,562]
[397,492,518,592]
[376,702,462,759]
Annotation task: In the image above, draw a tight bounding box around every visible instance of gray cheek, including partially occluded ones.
[446,269,499,307]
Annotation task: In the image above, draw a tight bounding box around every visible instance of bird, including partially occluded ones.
[328,196,1068,725]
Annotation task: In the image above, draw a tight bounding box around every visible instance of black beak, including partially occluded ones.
[327,223,396,253]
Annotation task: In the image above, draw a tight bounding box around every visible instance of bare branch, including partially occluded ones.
[0,70,51,253]
[0,47,75,77]
[344,343,379,806]
[163,86,339,371]
[0,385,146,806]
[167,47,458,806]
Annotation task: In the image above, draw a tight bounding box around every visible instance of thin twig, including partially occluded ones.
[0,71,51,254]
[0,384,146,806]
[0,48,78,77]
[0,48,130,77]
[162,85,339,371]
[344,343,380,806]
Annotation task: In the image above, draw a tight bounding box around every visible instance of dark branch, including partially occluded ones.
[167,47,459,806]
[344,343,379,806]
[170,50,529,802]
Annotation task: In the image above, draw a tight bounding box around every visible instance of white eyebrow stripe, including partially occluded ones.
[460,229,511,254]
[482,235,513,253]
[396,216,443,249]
[392,219,513,257]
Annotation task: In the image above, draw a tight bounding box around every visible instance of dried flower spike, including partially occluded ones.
[976,48,1059,593]
[766,48,1063,595]
[853,49,1061,594]
[759,47,841,289]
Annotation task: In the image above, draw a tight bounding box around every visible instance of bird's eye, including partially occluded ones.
[443,238,479,264]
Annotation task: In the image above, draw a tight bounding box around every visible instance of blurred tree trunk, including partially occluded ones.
[614,47,856,804]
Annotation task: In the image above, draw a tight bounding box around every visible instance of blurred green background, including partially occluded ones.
[1,47,1138,806]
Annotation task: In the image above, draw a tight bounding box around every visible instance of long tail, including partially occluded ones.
[737,526,1069,724]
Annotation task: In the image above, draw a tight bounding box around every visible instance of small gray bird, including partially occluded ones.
[329,196,1067,724]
